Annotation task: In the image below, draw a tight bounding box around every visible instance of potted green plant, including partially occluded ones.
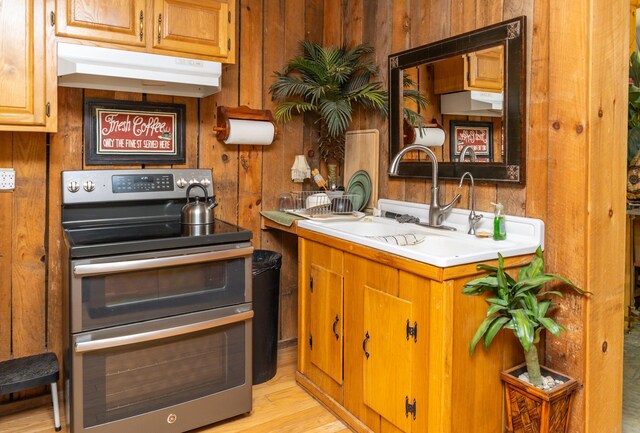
[462,247,588,433]
[269,40,387,167]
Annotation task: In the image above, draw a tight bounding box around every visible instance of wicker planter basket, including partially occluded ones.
[501,363,579,433]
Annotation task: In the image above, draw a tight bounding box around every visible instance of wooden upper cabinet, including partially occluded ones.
[0,0,56,132]
[433,45,504,94]
[467,47,503,91]
[54,0,235,62]
[153,0,230,59]
[56,0,146,46]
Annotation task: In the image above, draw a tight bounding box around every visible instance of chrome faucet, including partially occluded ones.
[459,145,477,162]
[458,172,482,235]
[389,144,461,229]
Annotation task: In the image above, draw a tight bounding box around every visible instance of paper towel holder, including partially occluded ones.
[403,118,442,144]
[214,105,278,142]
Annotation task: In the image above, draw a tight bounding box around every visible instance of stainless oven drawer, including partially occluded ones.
[69,244,253,333]
[67,305,253,433]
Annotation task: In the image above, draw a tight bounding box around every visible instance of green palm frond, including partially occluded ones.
[273,101,318,124]
[402,71,430,128]
[270,75,314,101]
[319,99,352,138]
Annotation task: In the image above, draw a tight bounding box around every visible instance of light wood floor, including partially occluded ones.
[0,346,350,433]
[624,326,640,433]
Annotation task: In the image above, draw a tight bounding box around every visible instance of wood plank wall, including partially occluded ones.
[0,1,626,431]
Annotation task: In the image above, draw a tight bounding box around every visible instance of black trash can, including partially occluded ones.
[251,250,282,384]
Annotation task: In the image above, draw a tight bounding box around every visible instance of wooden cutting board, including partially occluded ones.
[344,129,379,210]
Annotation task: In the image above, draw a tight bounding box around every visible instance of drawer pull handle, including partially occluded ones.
[75,310,253,353]
[362,331,370,359]
[139,10,144,41]
[332,315,339,340]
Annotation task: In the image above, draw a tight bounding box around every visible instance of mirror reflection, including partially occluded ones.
[389,16,526,183]
[402,44,504,164]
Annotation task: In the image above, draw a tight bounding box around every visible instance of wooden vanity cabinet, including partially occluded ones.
[297,228,528,433]
[433,46,504,94]
[0,0,57,132]
[54,0,234,62]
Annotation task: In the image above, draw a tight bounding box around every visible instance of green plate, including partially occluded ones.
[347,170,372,211]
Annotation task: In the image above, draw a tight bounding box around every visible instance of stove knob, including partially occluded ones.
[83,180,95,192]
[67,181,80,193]
[176,178,188,188]
[189,178,198,185]
[200,178,211,187]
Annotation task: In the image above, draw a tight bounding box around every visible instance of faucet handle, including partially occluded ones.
[467,212,483,235]
[442,193,461,212]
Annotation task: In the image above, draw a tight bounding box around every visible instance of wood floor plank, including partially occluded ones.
[0,346,348,433]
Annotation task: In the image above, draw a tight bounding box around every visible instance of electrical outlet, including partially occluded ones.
[0,168,15,191]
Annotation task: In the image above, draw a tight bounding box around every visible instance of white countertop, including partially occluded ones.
[297,199,544,267]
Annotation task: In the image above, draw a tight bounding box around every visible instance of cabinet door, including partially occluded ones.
[153,0,230,58]
[433,46,503,94]
[298,238,343,403]
[466,46,503,91]
[56,0,147,47]
[363,285,414,433]
[0,0,55,131]
[309,264,343,384]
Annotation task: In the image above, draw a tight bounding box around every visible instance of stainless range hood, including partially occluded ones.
[57,42,222,98]
[440,90,503,117]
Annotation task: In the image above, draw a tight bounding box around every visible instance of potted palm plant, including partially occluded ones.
[269,41,387,166]
[462,247,588,433]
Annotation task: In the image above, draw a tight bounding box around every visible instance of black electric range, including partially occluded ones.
[61,169,252,258]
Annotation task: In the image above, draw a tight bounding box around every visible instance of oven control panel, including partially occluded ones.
[112,174,174,193]
[61,169,214,204]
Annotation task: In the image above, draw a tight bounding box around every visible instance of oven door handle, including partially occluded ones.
[73,246,253,276]
[74,309,253,353]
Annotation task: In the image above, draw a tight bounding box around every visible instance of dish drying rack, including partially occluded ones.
[289,191,358,216]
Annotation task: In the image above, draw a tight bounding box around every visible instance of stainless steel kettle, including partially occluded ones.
[181,183,218,225]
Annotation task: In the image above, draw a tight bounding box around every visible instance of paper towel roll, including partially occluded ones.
[413,127,445,146]
[224,119,275,145]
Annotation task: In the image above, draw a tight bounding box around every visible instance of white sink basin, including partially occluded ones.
[324,220,422,238]
[296,199,544,267]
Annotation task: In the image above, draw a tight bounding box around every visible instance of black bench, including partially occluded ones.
[0,352,61,431]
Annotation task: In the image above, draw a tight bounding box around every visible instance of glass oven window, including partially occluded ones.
[79,258,246,331]
[81,322,246,428]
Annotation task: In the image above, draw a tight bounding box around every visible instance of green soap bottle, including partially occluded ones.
[491,202,506,240]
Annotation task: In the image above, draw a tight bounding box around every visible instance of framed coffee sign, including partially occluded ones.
[84,99,186,165]
[449,120,494,162]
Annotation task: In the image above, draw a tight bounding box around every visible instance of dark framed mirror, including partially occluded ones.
[389,16,526,183]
